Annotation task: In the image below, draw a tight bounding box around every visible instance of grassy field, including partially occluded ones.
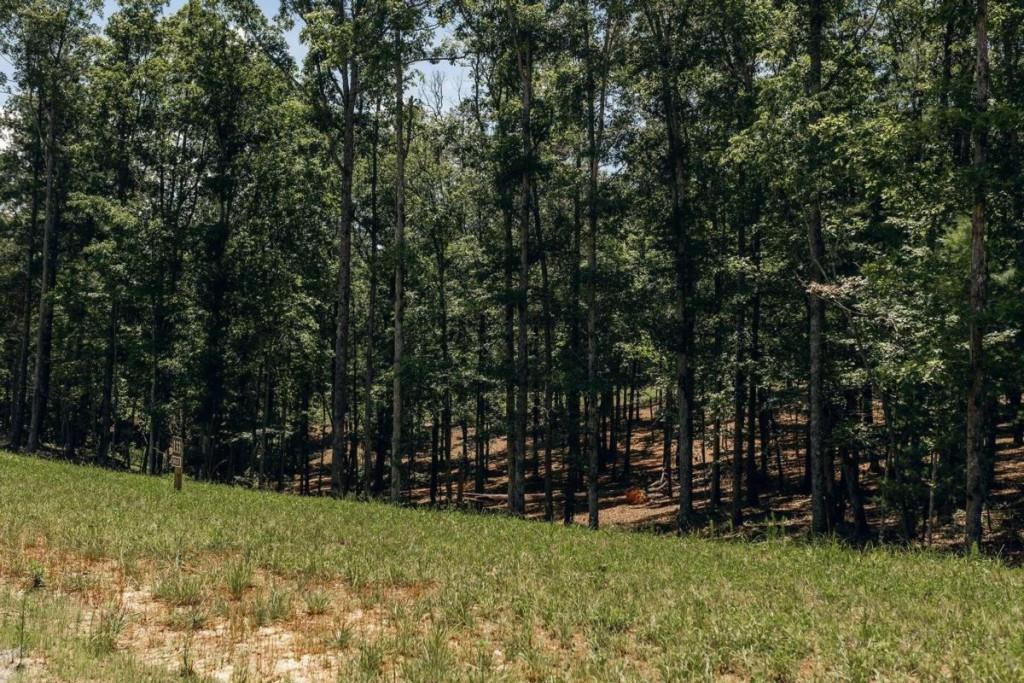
[1,452,1023,681]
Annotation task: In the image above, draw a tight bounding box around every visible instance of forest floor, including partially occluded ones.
[305,406,1024,562]
[2,452,1024,682]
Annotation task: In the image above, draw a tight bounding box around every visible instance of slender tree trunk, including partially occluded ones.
[502,206,515,510]
[435,228,453,505]
[965,0,989,550]
[331,55,358,498]
[27,101,60,453]
[9,101,41,450]
[260,366,272,487]
[390,32,405,504]
[807,0,830,535]
[731,223,747,527]
[748,228,764,500]
[459,419,468,503]
[539,236,554,521]
[662,392,674,499]
[584,33,610,530]
[586,124,600,531]
[530,187,555,519]
[623,364,635,482]
[759,390,770,481]
[430,417,439,505]
[746,373,759,506]
[711,413,722,510]
[475,313,487,494]
[97,301,118,461]
[512,33,532,518]
[362,108,380,498]
[564,169,583,525]
[442,372,452,506]
[300,383,311,495]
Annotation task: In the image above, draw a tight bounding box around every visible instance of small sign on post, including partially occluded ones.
[170,436,183,491]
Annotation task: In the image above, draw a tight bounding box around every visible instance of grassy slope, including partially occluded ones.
[1,452,1023,682]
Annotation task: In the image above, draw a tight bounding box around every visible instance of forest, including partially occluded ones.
[1,0,1022,555]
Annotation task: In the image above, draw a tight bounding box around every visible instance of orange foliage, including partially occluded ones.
[624,488,649,505]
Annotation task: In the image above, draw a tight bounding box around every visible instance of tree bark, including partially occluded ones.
[330,51,358,498]
[362,106,380,498]
[26,98,60,453]
[965,0,989,550]
[512,27,532,518]
[807,0,830,535]
[564,171,583,525]
[390,30,405,505]
[731,221,747,527]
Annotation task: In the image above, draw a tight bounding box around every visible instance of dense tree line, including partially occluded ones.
[1,0,1021,549]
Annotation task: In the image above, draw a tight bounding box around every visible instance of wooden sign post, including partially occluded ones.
[170,436,184,491]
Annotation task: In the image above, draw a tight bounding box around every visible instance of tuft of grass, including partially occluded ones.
[326,621,353,650]
[223,561,253,601]
[27,561,46,590]
[153,572,203,607]
[248,586,291,626]
[302,589,330,615]
[88,604,126,655]
[355,639,385,680]
[167,606,207,631]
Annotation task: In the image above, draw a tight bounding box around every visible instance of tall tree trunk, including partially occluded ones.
[731,223,747,527]
[331,54,358,498]
[503,207,516,510]
[539,232,555,520]
[564,172,583,525]
[390,31,405,505]
[9,127,40,451]
[807,0,830,535]
[584,18,612,529]
[9,244,34,450]
[512,30,532,518]
[529,188,555,519]
[26,100,60,454]
[964,0,990,550]
[586,115,600,531]
[362,107,380,498]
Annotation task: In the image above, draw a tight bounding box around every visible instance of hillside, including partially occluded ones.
[2,452,1023,682]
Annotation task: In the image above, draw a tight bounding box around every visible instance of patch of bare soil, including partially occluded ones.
[0,651,44,683]
[0,552,375,681]
[0,544,586,682]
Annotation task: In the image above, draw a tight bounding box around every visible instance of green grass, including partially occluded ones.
[1,452,1024,681]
